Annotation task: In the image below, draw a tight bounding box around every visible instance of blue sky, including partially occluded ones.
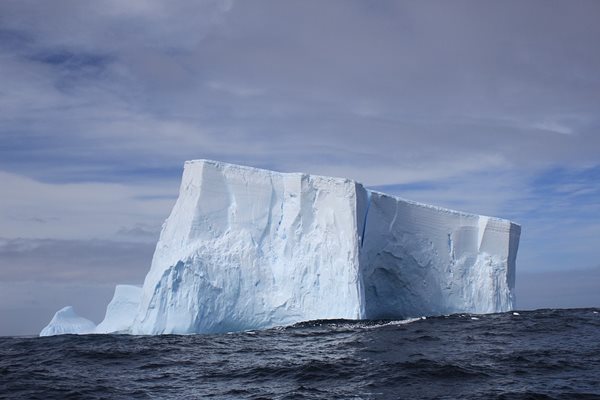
[1,0,599,335]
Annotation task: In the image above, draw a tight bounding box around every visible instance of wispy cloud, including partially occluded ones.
[2,1,599,185]
[0,237,153,284]
[0,171,174,240]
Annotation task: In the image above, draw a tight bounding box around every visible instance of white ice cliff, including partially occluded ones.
[95,285,142,334]
[40,160,520,336]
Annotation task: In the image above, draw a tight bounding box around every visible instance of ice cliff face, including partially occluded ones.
[359,193,519,318]
[133,161,365,334]
[95,285,141,334]
[40,160,520,336]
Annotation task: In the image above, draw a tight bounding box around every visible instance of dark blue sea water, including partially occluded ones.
[1,308,599,399]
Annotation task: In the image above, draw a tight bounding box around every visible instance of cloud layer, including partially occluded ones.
[2,0,599,184]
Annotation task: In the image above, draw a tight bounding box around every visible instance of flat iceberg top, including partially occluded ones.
[185,159,518,227]
[185,159,350,182]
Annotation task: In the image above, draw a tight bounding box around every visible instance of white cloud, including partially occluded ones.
[532,121,574,135]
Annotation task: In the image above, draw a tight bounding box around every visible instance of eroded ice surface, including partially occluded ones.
[359,192,519,318]
[133,161,364,334]
[41,160,520,336]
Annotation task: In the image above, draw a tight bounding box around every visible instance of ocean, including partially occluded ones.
[1,308,599,399]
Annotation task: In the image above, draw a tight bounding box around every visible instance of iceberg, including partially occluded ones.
[40,160,520,336]
[40,306,96,336]
[95,285,142,334]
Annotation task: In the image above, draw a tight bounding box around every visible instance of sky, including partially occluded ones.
[0,0,599,335]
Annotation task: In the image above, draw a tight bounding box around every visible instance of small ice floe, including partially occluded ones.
[40,306,96,336]
[367,317,422,329]
[394,317,422,325]
[512,312,520,316]
[593,311,598,314]
[471,317,480,320]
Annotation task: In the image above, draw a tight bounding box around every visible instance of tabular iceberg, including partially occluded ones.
[40,160,520,336]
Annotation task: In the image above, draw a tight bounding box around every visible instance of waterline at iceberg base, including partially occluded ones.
[41,160,521,336]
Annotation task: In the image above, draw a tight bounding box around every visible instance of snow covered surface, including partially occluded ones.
[40,306,96,336]
[40,160,520,336]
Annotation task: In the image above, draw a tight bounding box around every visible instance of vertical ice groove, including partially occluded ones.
[507,222,521,292]
[258,178,276,248]
[477,215,489,252]
[360,189,372,248]
[388,200,399,233]
[226,166,236,232]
